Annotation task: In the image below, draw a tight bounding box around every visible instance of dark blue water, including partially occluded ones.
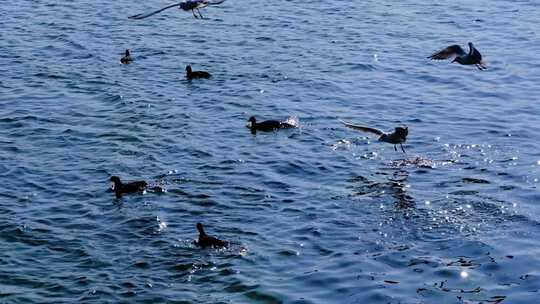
[2,0,540,303]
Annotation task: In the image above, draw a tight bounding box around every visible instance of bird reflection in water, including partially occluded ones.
[387,169,415,210]
[347,168,415,210]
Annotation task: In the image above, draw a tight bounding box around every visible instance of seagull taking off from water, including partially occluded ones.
[428,42,487,70]
[129,0,226,20]
[341,121,408,153]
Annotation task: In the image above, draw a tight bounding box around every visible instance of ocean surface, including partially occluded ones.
[1,0,540,303]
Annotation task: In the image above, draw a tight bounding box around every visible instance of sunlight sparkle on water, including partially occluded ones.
[156,216,167,232]
[460,271,469,279]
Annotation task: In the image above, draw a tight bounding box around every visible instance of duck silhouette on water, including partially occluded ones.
[110,176,147,198]
[247,116,297,134]
[341,121,408,153]
[128,0,227,20]
[195,223,229,248]
[428,42,487,70]
[120,49,133,64]
[186,65,211,79]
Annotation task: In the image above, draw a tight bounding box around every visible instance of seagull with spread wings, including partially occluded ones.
[341,121,409,153]
[129,0,226,20]
[428,42,487,70]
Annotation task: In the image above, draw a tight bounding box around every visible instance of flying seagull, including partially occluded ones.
[129,0,226,20]
[428,42,487,70]
[341,121,408,153]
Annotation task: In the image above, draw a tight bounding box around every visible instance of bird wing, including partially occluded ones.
[341,120,384,136]
[128,3,182,19]
[182,0,226,8]
[204,0,227,5]
[428,45,466,60]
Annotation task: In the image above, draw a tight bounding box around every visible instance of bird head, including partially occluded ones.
[395,126,408,138]
[247,116,256,127]
[110,176,121,190]
[196,222,205,234]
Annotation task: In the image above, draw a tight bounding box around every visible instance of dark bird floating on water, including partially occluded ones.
[110,176,147,198]
[195,223,229,248]
[247,116,297,134]
[341,121,408,153]
[428,42,487,70]
[120,49,133,64]
[128,0,227,20]
[186,65,211,79]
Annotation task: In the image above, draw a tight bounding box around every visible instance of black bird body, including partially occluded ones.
[195,223,228,248]
[186,65,211,79]
[110,176,147,198]
[180,0,209,18]
[429,42,486,70]
[180,1,209,11]
[120,49,133,64]
[342,121,408,153]
[247,116,296,133]
[128,0,226,20]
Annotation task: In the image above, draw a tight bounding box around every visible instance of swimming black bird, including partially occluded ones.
[247,116,296,134]
[186,65,211,79]
[428,42,486,70]
[128,0,226,20]
[341,121,408,153]
[120,49,133,64]
[195,223,228,248]
[110,176,147,198]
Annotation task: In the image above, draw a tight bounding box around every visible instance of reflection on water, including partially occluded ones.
[348,166,414,209]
